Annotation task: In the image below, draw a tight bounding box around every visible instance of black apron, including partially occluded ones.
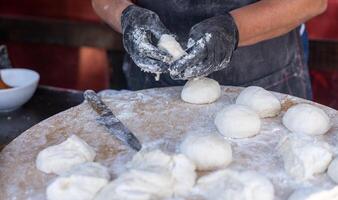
[122,0,312,100]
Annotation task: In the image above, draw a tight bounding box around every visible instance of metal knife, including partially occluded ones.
[84,90,142,151]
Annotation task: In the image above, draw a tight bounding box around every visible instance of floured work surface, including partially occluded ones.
[1,86,338,200]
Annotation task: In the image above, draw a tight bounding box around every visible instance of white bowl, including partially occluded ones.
[0,68,40,112]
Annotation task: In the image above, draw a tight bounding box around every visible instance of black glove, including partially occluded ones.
[169,13,239,80]
[121,5,172,74]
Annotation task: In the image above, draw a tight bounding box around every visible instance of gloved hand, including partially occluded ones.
[169,13,239,80]
[121,5,172,74]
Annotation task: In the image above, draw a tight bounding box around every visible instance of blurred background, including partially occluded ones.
[0,0,338,107]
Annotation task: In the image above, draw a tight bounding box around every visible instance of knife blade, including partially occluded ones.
[84,90,142,151]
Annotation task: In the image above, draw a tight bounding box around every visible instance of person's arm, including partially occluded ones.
[231,0,328,46]
[92,0,133,33]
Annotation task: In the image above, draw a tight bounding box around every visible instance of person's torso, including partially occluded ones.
[124,0,309,98]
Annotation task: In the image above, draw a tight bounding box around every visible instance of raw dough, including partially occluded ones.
[214,104,261,138]
[194,170,274,200]
[327,158,338,183]
[282,103,331,135]
[278,135,333,180]
[158,34,186,62]
[95,150,196,199]
[47,162,110,200]
[181,77,221,104]
[94,169,173,200]
[288,186,338,200]
[180,133,232,171]
[36,135,96,174]
[127,150,197,197]
[236,86,281,118]
[170,154,197,197]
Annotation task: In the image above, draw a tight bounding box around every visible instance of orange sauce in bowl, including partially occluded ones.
[0,79,11,89]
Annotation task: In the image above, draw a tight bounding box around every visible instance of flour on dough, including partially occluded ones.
[282,103,331,136]
[236,86,281,118]
[278,135,332,180]
[214,104,261,138]
[181,77,221,104]
[180,132,232,171]
[47,162,110,200]
[36,135,96,174]
[194,170,274,200]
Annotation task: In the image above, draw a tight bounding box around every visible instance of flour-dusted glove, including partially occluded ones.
[169,13,239,80]
[121,5,172,74]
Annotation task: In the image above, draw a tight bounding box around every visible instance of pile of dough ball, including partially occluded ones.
[35,83,336,200]
[213,86,282,139]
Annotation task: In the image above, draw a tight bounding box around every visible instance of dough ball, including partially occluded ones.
[278,135,332,180]
[282,103,331,136]
[236,86,281,118]
[181,77,221,104]
[288,186,338,200]
[180,133,232,171]
[47,162,109,200]
[171,154,197,197]
[126,149,172,171]
[94,169,173,200]
[328,158,338,183]
[195,170,274,200]
[36,135,96,175]
[214,104,261,138]
[103,149,196,199]
[158,34,186,62]
[61,162,110,180]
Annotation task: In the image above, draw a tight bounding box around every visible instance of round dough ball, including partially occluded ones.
[171,154,197,197]
[328,158,338,183]
[195,170,274,200]
[282,104,331,135]
[236,86,281,118]
[214,104,261,138]
[181,78,221,104]
[180,133,232,171]
[47,162,109,200]
[36,135,96,175]
[279,135,332,180]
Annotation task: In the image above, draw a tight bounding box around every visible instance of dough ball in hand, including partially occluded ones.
[236,86,281,118]
[278,135,332,180]
[214,104,261,139]
[158,34,186,62]
[47,162,110,200]
[36,135,96,175]
[181,77,221,104]
[282,103,331,136]
[328,158,338,184]
[180,133,232,171]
